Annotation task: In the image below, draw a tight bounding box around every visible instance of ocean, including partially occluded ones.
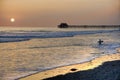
[0,27,120,80]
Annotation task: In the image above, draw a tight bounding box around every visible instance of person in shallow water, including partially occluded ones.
[98,39,104,45]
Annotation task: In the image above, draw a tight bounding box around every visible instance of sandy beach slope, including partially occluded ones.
[19,48,120,80]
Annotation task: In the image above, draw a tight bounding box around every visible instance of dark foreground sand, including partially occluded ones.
[19,48,120,80]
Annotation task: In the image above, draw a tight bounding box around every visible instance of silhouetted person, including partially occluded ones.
[98,39,103,45]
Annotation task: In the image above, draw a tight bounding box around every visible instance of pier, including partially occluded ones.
[58,23,120,29]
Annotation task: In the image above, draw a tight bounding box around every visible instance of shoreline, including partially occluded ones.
[19,47,120,77]
[18,48,120,80]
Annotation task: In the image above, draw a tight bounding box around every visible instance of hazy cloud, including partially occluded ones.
[0,0,120,27]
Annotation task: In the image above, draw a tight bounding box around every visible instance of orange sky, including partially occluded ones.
[0,0,120,27]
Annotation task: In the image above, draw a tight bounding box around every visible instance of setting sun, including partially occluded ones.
[10,18,15,22]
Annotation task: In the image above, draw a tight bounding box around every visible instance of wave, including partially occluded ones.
[0,30,119,43]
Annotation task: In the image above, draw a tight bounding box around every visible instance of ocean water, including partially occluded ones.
[0,27,119,42]
[0,27,120,80]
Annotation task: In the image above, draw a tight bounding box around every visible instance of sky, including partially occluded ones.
[0,0,120,27]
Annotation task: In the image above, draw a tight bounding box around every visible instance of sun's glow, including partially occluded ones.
[10,18,15,22]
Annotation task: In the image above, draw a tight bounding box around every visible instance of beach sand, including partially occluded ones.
[19,49,120,80]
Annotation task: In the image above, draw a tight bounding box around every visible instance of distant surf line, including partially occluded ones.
[0,30,119,43]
